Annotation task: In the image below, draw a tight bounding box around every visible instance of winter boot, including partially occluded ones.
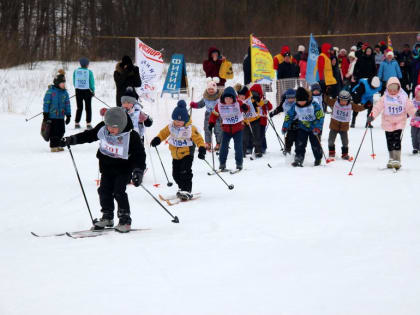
[75,123,81,129]
[292,157,303,167]
[86,123,93,130]
[413,149,418,154]
[328,146,335,158]
[92,212,114,230]
[50,147,60,152]
[176,190,193,201]
[219,164,226,172]
[314,159,322,166]
[57,147,64,152]
[387,151,395,169]
[341,146,350,160]
[255,152,263,158]
[115,216,131,233]
[391,150,401,170]
[236,164,243,171]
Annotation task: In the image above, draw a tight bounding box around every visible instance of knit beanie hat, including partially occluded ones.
[386,50,394,58]
[298,45,305,52]
[295,87,309,102]
[171,100,190,123]
[371,76,381,88]
[207,77,219,91]
[53,69,66,86]
[310,82,321,92]
[121,87,138,105]
[285,88,296,98]
[79,57,89,67]
[105,107,128,132]
[238,85,249,96]
[348,51,356,59]
[220,86,237,104]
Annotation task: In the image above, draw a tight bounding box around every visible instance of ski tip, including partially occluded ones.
[30,232,39,237]
[153,183,160,188]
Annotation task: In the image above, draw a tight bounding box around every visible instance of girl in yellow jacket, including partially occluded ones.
[151,100,206,200]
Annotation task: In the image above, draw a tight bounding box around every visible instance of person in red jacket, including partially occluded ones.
[338,49,350,83]
[203,46,226,87]
[209,87,249,171]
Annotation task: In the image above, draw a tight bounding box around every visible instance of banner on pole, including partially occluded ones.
[161,54,188,98]
[135,38,164,103]
[305,33,319,85]
[250,35,275,84]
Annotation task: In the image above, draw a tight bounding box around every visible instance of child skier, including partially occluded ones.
[151,100,206,201]
[209,87,249,171]
[311,82,323,108]
[190,78,223,151]
[73,57,95,129]
[369,77,417,169]
[259,93,273,154]
[59,107,146,232]
[327,90,366,160]
[411,85,420,153]
[282,87,325,167]
[43,69,71,152]
[270,88,297,155]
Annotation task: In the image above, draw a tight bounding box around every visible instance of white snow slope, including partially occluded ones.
[1,61,420,315]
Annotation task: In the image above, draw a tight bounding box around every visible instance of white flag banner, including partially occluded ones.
[135,38,164,103]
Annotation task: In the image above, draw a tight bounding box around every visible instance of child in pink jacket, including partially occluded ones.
[369,77,417,169]
[410,85,420,153]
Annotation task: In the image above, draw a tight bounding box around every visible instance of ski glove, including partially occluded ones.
[59,136,76,147]
[198,146,206,160]
[240,103,249,112]
[65,115,71,125]
[99,107,107,117]
[132,168,144,187]
[190,101,199,109]
[43,112,49,120]
[143,116,153,127]
[312,128,321,136]
[208,122,215,131]
[150,137,161,147]
[281,127,288,135]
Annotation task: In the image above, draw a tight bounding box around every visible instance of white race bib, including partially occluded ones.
[332,101,352,122]
[74,69,90,90]
[243,99,259,120]
[168,124,193,147]
[384,92,407,116]
[295,104,316,121]
[219,102,243,125]
[97,126,130,160]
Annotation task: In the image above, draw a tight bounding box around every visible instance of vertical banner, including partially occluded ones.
[305,33,319,85]
[135,38,164,103]
[250,35,275,83]
[161,54,188,98]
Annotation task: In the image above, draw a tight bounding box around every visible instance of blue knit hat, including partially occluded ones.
[220,86,237,104]
[311,82,321,92]
[79,57,89,68]
[285,88,296,98]
[172,100,190,123]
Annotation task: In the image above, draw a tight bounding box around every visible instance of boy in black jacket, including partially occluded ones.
[59,107,146,233]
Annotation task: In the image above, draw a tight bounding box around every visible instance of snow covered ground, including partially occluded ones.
[1,61,420,315]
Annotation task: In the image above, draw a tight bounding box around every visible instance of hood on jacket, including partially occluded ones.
[220,86,237,104]
[208,46,221,60]
[321,43,332,55]
[249,84,264,99]
[386,77,401,90]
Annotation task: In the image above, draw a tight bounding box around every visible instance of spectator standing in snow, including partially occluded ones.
[203,46,226,87]
[378,50,402,94]
[114,55,141,107]
[73,57,95,129]
[354,46,377,81]
[374,45,384,72]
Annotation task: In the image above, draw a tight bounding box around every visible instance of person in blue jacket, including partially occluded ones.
[43,69,71,152]
[378,50,402,94]
[73,57,95,129]
[350,76,382,128]
[282,87,325,167]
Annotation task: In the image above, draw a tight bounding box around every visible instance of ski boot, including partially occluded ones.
[86,123,93,130]
[218,164,226,172]
[75,123,81,129]
[328,146,335,158]
[92,213,114,230]
[314,159,322,166]
[50,147,60,152]
[236,164,243,171]
[387,151,395,169]
[255,152,263,158]
[341,147,351,160]
[115,214,131,233]
[176,190,193,201]
[292,158,303,167]
[413,149,418,154]
[391,150,401,170]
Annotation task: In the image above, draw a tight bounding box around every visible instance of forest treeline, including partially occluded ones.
[0,0,419,68]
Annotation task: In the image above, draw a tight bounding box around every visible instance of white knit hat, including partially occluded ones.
[298,45,305,52]
[371,76,380,88]
[350,45,357,52]
[206,77,219,91]
[348,51,356,59]
[386,50,394,58]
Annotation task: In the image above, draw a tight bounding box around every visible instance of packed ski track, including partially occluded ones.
[1,61,420,315]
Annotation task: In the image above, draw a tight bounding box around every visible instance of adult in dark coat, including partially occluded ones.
[276,52,299,79]
[353,46,377,81]
[243,47,251,85]
[114,55,141,107]
[203,46,226,87]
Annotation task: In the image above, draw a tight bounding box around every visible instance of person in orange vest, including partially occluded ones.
[316,43,338,101]
[273,46,296,71]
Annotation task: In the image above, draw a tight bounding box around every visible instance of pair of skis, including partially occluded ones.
[31,227,148,239]
[158,193,201,206]
[207,169,242,176]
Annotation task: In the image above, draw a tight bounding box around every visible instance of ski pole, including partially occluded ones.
[369,126,376,159]
[26,95,75,122]
[67,145,95,225]
[348,126,369,176]
[203,159,234,190]
[315,134,333,164]
[154,146,173,187]
[140,184,179,223]
[267,115,285,151]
